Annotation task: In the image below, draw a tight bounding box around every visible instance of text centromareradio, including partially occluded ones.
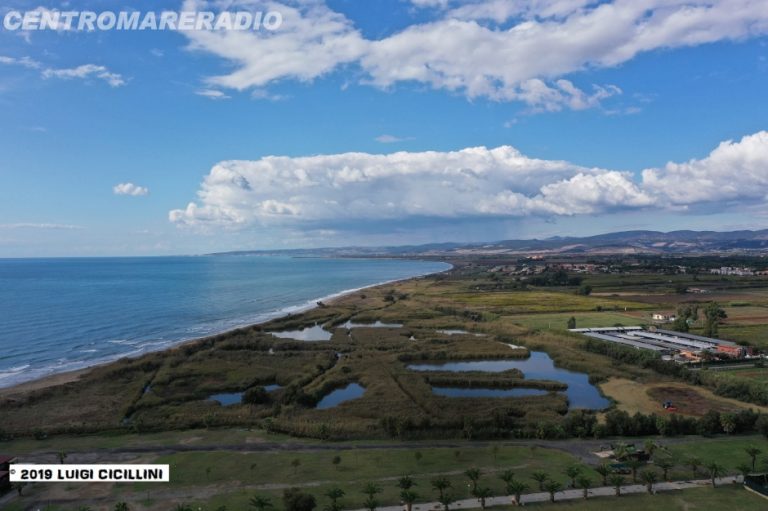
[10,464,170,482]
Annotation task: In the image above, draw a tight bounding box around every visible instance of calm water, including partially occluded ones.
[409,352,610,410]
[316,383,366,409]
[0,256,449,388]
[271,324,333,341]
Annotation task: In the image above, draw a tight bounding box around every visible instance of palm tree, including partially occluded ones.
[323,488,344,511]
[465,468,482,493]
[472,486,493,510]
[613,443,629,461]
[114,503,130,511]
[398,475,415,490]
[249,495,273,511]
[291,458,301,475]
[400,490,418,511]
[499,469,515,487]
[641,471,658,495]
[564,465,581,488]
[595,463,610,486]
[507,480,528,507]
[746,446,762,472]
[654,457,674,481]
[687,456,702,479]
[626,458,643,483]
[576,476,591,500]
[431,477,451,501]
[531,471,548,491]
[736,463,752,484]
[438,491,454,511]
[363,496,379,511]
[608,475,625,497]
[362,482,382,500]
[644,440,658,458]
[543,480,563,503]
[707,462,725,487]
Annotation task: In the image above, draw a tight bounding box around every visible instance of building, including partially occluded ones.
[652,313,677,323]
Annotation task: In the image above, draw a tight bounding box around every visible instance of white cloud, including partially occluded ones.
[179,0,768,109]
[0,55,42,69]
[42,64,125,87]
[113,183,149,196]
[643,131,768,206]
[375,134,412,143]
[170,131,768,230]
[196,88,231,100]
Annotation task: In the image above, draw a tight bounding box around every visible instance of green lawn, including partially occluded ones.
[515,485,766,510]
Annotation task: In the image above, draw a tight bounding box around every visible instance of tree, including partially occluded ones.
[567,317,577,329]
[323,488,344,511]
[707,462,725,487]
[58,450,67,464]
[430,477,451,501]
[398,475,416,490]
[400,490,419,511]
[472,486,493,510]
[507,480,528,507]
[721,413,737,434]
[114,504,130,511]
[283,488,317,511]
[362,482,382,500]
[644,440,658,458]
[332,455,342,471]
[655,457,674,481]
[499,469,515,487]
[687,457,702,478]
[641,471,658,495]
[564,465,582,488]
[578,285,593,296]
[595,463,610,486]
[531,471,548,491]
[362,496,379,511]
[414,451,423,464]
[736,463,752,483]
[250,495,273,511]
[543,480,563,503]
[608,475,625,497]
[576,476,591,500]
[746,445,762,472]
[703,302,727,337]
[175,505,193,511]
[291,458,301,475]
[465,468,482,493]
[438,492,454,511]
[627,458,643,483]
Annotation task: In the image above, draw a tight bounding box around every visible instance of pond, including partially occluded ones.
[343,320,403,328]
[208,392,243,406]
[209,384,281,406]
[316,383,366,409]
[270,324,332,341]
[408,352,610,410]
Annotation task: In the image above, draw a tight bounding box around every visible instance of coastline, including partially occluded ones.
[0,260,452,397]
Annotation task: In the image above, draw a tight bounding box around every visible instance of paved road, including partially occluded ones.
[350,477,739,511]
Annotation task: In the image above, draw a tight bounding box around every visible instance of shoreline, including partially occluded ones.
[0,261,452,397]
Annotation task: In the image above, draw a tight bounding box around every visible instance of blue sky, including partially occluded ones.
[1,0,767,256]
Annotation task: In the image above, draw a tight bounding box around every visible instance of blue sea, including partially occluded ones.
[0,256,449,388]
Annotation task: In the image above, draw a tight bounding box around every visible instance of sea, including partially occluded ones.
[0,256,450,388]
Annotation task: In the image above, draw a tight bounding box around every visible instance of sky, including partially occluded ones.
[1,0,768,257]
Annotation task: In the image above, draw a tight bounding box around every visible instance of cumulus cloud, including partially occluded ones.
[0,55,42,69]
[196,88,231,100]
[113,183,149,196]
[180,0,768,109]
[42,64,125,87]
[169,131,768,230]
